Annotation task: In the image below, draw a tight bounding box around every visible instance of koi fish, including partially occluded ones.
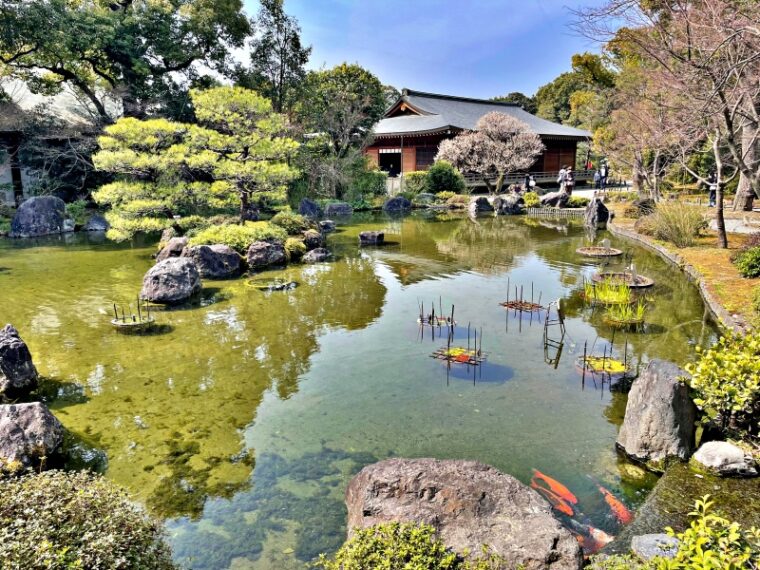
[597,485,633,525]
[564,516,615,546]
[571,531,603,555]
[588,525,614,545]
[531,469,579,505]
[530,480,574,516]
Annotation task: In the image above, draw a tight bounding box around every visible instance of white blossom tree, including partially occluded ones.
[436,112,544,194]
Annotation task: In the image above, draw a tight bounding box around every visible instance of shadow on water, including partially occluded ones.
[438,360,514,385]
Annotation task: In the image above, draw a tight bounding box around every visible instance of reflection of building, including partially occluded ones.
[364,89,591,186]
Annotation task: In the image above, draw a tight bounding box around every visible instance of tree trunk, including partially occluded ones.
[239,192,259,222]
[632,157,647,198]
[733,120,758,211]
[713,135,728,249]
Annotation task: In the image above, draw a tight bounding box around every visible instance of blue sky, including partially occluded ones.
[244,0,605,98]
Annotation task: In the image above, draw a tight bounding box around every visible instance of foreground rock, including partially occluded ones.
[319,220,336,233]
[468,196,493,215]
[247,240,287,270]
[324,202,353,217]
[298,198,322,219]
[0,325,38,398]
[691,441,757,477]
[182,245,241,279]
[493,194,524,215]
[9,196,67,238]
[0,402,64,472]
[584,197,610,229]
[303,248,331,263]
[630,534,678,560]
[155,236,188,262]
[83,214,109,232]
[302,229,324,250]
[140,258,201,304]
[359,231,384,246]
[617,360,697,471]
[383,195,411,212]
[540,191,570,208]
[346,458,582,569]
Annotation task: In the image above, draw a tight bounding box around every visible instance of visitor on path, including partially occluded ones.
[600,163,609,189]
[707,171,717,207]
[557,166,567,191]
[564,167,575,195]
[594,169,602,189]
[524,174,536,193]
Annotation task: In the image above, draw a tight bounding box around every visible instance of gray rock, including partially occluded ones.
[0,325,38,398]
[616,360,697,471]
[383,195,412,212]
[319,220,336,233]
[9,196,67,238]
[83,214,109,232]
[692,441,757,477]
[468,196,494,215]
[324,202,353,217]
[303,248,331,263]
[155,237,188,262]
[584,197,610,229]
[346,458,583,570]
[359,231,384,246]
[140,257,201,304]
[160,227,177,244]
[493,194,524,215]
[298,198,323,219]
[302,229,324,250]
[182,244,241,279]
[63,219,75,233]
[540,191,570,208]
[631,534,679,560]
[247,240,287,270]
[0,402,64,472]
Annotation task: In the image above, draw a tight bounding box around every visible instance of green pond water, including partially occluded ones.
[0,212,718,569]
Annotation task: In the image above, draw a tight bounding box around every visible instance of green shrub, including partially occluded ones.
[446,194,469,209]
[353,167,387,196]
[436,191,456,202]
[685,332,760,435]
[65,199,89,225]
[0,470,177,570]
[270,210,310,234]
[734,246,760,278]
[753,285,760,314]
[188,222,286,253]
[428,161,466,194]
[567,196,589,208]
[636,202,706,247]
[523,191,540,208]
[314,522,503,570]
[284,237,307,260]
[404,171,429,194]
[587,554,646,570]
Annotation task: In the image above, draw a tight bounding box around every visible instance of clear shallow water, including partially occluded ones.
[0,212,717,569]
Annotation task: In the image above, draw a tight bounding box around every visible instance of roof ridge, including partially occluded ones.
[402,88,520,107]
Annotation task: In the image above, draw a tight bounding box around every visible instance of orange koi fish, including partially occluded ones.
[597,485,633,525]
[588,525,614,545]
[571,532,602,555]
[530,480,574,516]
[531,469,579,505]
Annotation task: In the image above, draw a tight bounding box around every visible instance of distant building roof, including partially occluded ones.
[373,89,591,140]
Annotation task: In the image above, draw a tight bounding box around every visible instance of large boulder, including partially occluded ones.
[540,191,570,208]
[359,231,384,246]
[302,229,324,251]
[0,402,64,472]
[319,220,336,233]
[298,198,322,219]
[691,441,757,478]
[584,197,610,230]
[246,240,287,270]
[9,196,67,238]
[324,202,353,217]
[493,194,524,215]
[155,236,188,262]
[468,196,493,215]
[383,195,411,212]
[346,458,583,569]
[82,214,109,232]
[140,257,201,304]
[302,248,331,263]
[181,244,241,279]
[0,325,38,398]
[616,360,697,471]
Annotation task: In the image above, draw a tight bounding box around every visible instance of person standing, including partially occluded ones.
[593,169,601,190]
[557,166,567,192]
[600,162,609,190]
[707,171,717,207]
[564,166,575,195]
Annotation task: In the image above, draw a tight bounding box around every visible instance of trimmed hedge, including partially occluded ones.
[188,222,286,253]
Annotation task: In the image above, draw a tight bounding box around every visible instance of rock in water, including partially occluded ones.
[319,220,336,233]
[247,240,287,270]
[324,202,353,217]
[346,458,583,569]
[302,229,324,250]
[383,196,411,212]
[83,214,109,232]
[140,258,201,304]
[539,191,570,208]
[182,245,241,279]
[0,402,64,472]
[468,196,494,215]
[155,236,188,262]
[584,197,610,229]
[0,325,38,398]
[359,231,384,246]
[302,248,331,263]
[298,198,323,219]
[493,194,524,215]
[9,196,67,238]
[616,360,697,471]
[691,441,757,477]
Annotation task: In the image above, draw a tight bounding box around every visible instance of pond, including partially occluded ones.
[0,212,717,569]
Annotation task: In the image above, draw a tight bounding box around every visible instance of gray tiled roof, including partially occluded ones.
[373,89,591,139]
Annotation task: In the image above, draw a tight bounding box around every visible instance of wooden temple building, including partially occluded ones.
[364,89,591,186]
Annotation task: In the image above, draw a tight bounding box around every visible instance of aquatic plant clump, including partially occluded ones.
[592,272,654,289]
[500,300,544,312]
[432,346,484,365]
[584,279,633,305]
[605,301,647,327]
[578,356,628,375]
[576,246,624,258]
